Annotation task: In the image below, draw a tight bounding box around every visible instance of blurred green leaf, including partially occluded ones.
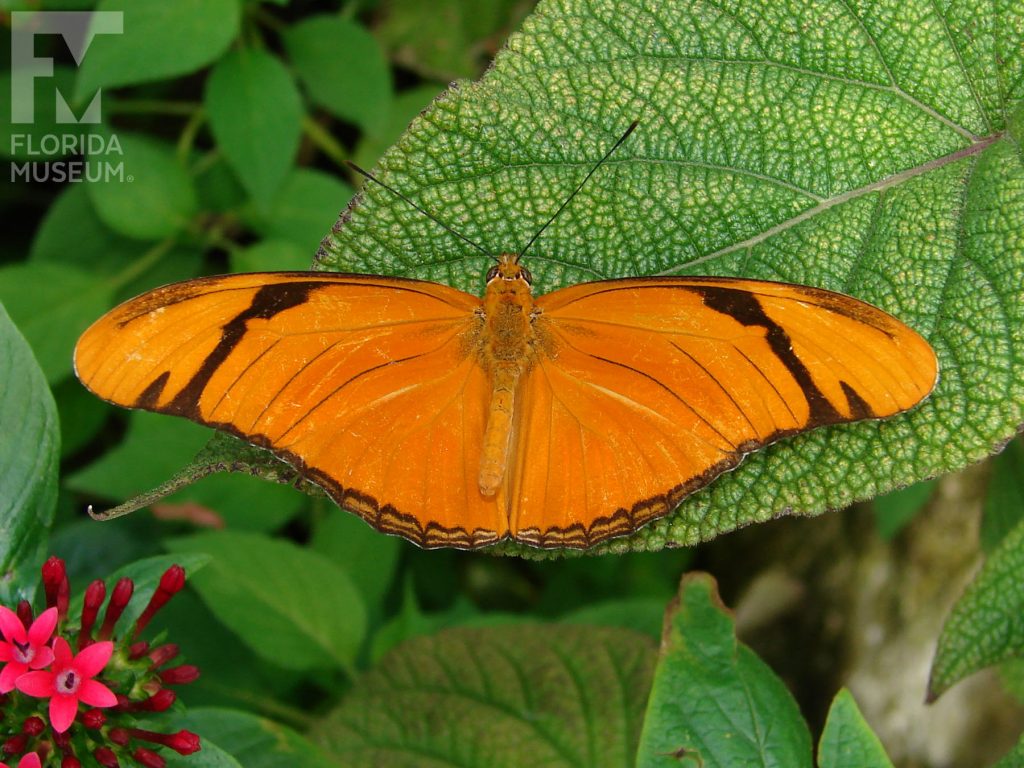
[74,0,241,98]
[316,624,655,766]
[167,473,306,533]
[0,262,113,384]
[310,510,402,613]
[205,48,304,204]
[246,168,352,253]
[150,589,297,710]
[376,0,530,80]
[87,132,198,240]
[66,411,211,500]
[29,184,139,272]
[818,688,894,768]
[562,597,666,639]
[929,517,1024,700]
[2,66,80,160]
[284,15,391,132]
[65,411,305,531]
[229,239,312,273]
[194,155,249,214]
[167,530,367,672]
[352,84,443,170]
[0,302,58,604]
[981,438,1024,552]
[873,479,937,540]
[165,736,241,768]
[176,707,338,768]
[53,377,108,458]
[636,573,812,767]
[320,0,1024,555]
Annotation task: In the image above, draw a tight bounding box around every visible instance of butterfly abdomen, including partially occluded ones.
[478,258,537,496]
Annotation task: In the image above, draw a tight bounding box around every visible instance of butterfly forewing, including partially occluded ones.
[512,277,938,547]
[74,272,507,548]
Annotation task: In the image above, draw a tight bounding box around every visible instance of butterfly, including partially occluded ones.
[74,251,938,549]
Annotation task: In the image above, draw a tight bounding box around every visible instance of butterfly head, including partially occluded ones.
[487,253,533,285]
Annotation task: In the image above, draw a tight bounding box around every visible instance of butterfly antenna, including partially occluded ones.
[518,120,639,259]
[346,161,496,261]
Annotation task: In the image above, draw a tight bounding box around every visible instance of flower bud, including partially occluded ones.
[159,665,199,685]
[98,578,134,640]
[94,746,120,768]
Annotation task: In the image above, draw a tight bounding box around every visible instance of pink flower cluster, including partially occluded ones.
[0,558,200,768]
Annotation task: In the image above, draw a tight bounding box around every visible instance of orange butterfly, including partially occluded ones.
[74,129,938,550]
[74,256,937,549]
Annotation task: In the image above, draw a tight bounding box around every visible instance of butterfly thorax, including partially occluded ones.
[478,254,537,497]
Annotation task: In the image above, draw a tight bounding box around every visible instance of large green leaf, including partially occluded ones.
[314,624,656,767]
[312,0,1024,554]
[0,302,58,604]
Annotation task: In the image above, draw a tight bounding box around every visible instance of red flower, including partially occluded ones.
[16,638,117,732]
[0,607,57,693]
[0,752,42,768]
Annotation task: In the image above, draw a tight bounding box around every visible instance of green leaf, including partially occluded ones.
[310,510,402,613]
[0,302,58,604]
[562,597,667,639]
[283,15,392,132]
[87,132,198,240]
[315,624,656,767]
[873,479,937,540]
[636,573,812,767]
[929,516,1024,700]
[67,552,211,636]
[376,0,529,80]
[66,411,211,500]
[818,688,894,768]
[53,377,109,458]
[175,707,338,768]
[205,48,304,203]
[317,0,1024,554]
[229,239,312,273]
[0,262,113,384]
[166,530,367,672]
[74,0,241,98]
[246,168,352,253]
[165,736,241,768]
[2,66,81,160]
[981,437,1024,552]
[29,184,140,272]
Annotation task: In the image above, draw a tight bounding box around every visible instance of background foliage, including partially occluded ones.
[1,0,1023,766]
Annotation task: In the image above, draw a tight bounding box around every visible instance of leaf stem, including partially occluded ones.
[302,115,350,170]
[176,107,208,166]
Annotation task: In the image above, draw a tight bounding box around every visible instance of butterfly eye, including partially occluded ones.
[521,267,533,285]
[486,265,500,282]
